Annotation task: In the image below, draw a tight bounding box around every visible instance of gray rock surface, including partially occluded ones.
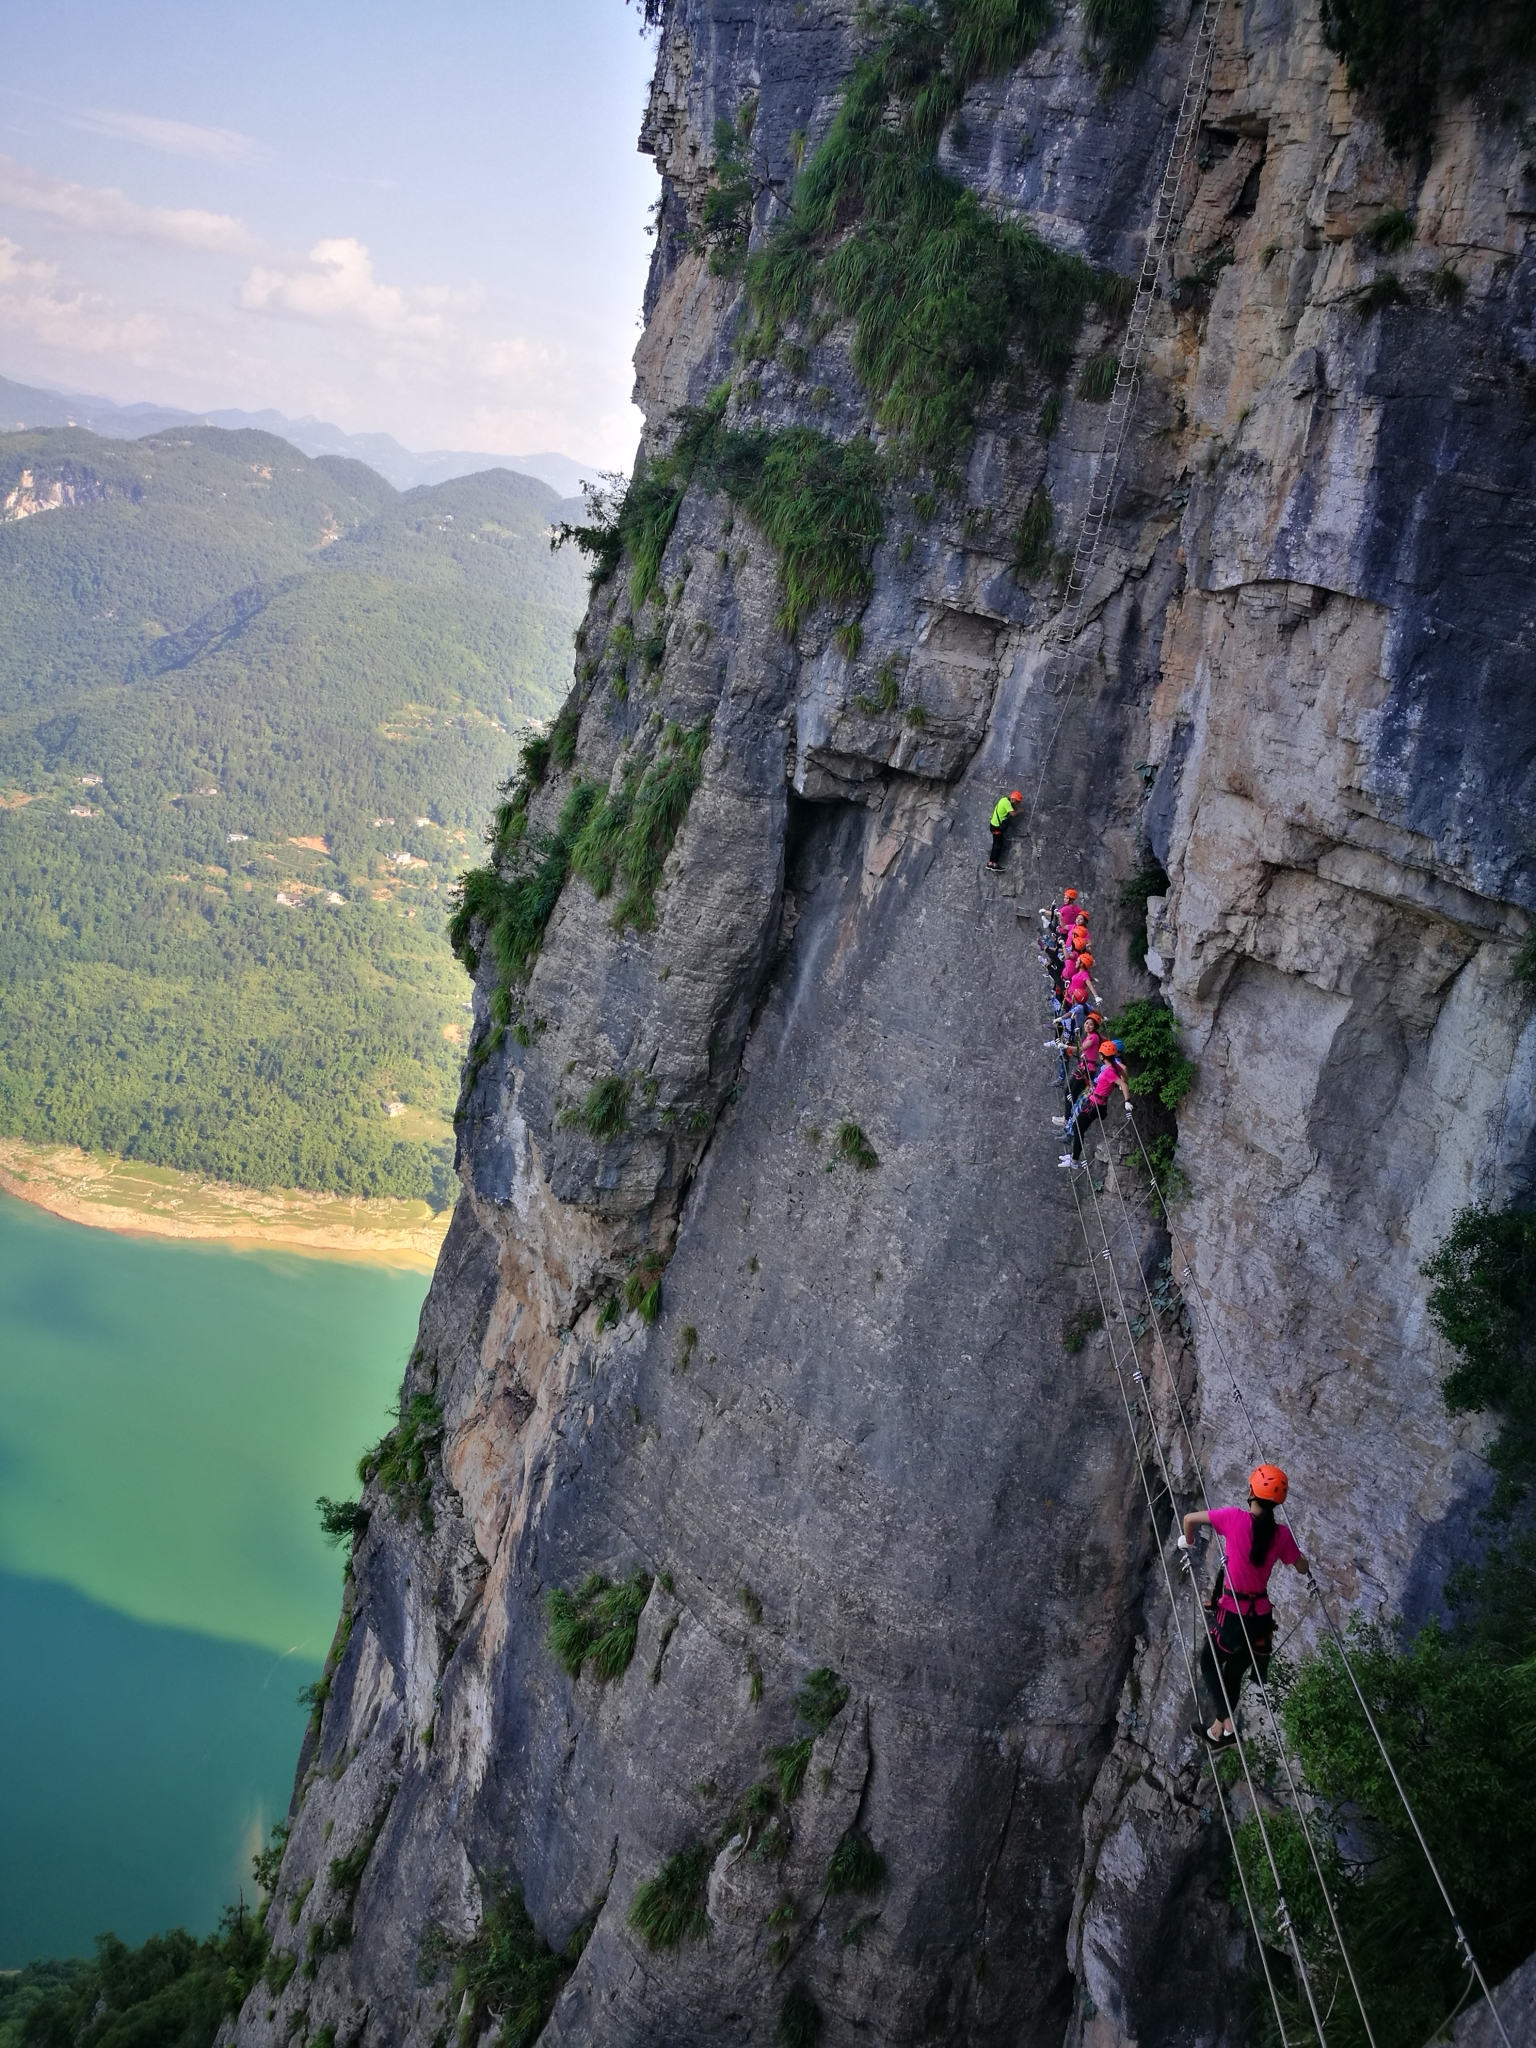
[228,2,1536,2044]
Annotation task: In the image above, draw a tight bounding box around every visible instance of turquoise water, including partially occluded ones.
[0,1193,427,1962]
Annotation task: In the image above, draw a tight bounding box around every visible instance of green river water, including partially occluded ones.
[0,1191,427,1964]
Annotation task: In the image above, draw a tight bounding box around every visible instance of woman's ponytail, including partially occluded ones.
[1250,1500,1277,1567]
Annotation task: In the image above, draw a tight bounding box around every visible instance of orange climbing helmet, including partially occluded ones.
[1249,1464,1289,1503]
[1077,952,1093,968]
[1063,887,1077,900]
[1010,789,1022,803]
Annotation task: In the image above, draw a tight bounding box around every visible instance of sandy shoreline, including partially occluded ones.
[0,1138,451,1272]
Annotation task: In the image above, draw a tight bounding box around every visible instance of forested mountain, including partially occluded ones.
[0,425,586,1200]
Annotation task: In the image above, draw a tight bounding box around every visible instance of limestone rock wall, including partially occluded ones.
[227,4,1536,2045]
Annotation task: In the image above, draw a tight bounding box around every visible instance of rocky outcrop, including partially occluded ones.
[229,4,1536,2045]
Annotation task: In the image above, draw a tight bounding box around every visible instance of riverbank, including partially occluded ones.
[0,1138,451,1271]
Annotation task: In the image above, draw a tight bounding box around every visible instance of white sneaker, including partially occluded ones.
[1051,1116,1067,1128]
[1058,1153,1077,1169]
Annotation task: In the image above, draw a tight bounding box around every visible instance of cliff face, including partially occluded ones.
[228,4,1536,2045]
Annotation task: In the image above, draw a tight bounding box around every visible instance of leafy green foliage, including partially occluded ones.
[451,1879,581,2048]
[826,1828,886,1896]
[1106,998,1194,1109]
[252,1821,290,1898]
[10,1909,268,2048]
[623,1250,667,1324]
[1106,998,1193,1214]
[696,106,759,274]
[562,1074,632,1140]
[743,2,1107,467]
[0,1964,90,2048]
[853,660,903,716]
[556,392,885,636]
[1233,1621,1536,2048]
[1062,1304,1104,1354]
[767,1736,815,1803]
[1011,487,1054,580]
[0,428,585,1199]
[1423,1203,1536,1506]
[316,1496,368,1548]
[450,777,603,982]
[1363,206,1415,251]
[328,1815,385,1905]
[777,1983,823,2048]
[544,1569,653,1681]
[1082,0,1163,87]
[358,1392,444,1529]
[627,1843,713,1951]
[831,1122,879,1171]
[1076,351,1119,401]
[1321,0,1536,152]
[571,722,710,929]
[796,1666,850,1732]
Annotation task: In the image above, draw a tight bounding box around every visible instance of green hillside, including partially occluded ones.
[0,426,586,1200]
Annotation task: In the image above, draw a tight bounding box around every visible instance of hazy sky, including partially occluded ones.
[0,0,660,465]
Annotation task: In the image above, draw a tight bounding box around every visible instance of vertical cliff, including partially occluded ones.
[228,4,1536,2044]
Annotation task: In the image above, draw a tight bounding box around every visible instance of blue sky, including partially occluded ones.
[0,0,659,464]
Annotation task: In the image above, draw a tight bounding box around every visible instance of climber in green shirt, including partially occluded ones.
[988,790,1022,871]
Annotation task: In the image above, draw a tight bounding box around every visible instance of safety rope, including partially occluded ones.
[1088,1125,1380,2044]
[1065,1122,1337,2043]
[1043,957,1327,2041]
[994,0,1514,2022]
[1062,1159,1298,2045]
[1121,1110,1517,2048]
[1021,0,1223,861]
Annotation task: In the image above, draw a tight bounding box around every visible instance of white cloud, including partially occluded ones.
[69,108,257,164]
[0,238,164,356]
[0,154,251,252]
[238,238,452,341]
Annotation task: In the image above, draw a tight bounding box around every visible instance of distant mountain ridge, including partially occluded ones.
[0,420,588,1200]
[0,372,601,498]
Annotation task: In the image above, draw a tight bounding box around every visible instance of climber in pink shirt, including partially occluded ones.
[1063,955,1099,1009]
[1178,1465,1309,1747]
[1058,1041,1128,1163]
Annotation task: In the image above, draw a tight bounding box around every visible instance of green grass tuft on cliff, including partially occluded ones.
[358,1392,444,1531]
[741,0,1122,469]
[545,1569,654,1682]
[556,390,885,635]
[628,1843,714,1951]
[450,1878,582,2048]
[1081,0,1164,87]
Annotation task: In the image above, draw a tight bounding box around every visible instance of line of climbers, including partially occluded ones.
[1038,889,1131,1167]
[1032,865,1309,1755]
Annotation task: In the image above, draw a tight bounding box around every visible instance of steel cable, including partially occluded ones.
[1122,1107,1516,2048]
